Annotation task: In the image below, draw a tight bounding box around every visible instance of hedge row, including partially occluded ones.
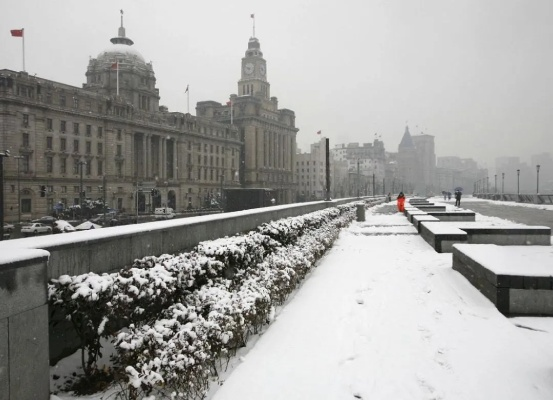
[49,202,361,398]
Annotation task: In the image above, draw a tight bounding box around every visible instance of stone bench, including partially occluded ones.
[412,205,446,212]
[405,209,428,223]
[412,215,440,232]
[453,244,553,315]
[420,221,551,253]
[427,211,476,222]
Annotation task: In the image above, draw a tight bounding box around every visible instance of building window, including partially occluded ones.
[21,199,31,213]
[46,157,53,173]
[60,138,66,151]
[60,158,66,174]
[73,122,79,134]
[73,186,79,193]
[117,163,122,177]
[73,97,79,108]
[97,142,103,155]
[73,140,79,153]
[86,141,91,154]
[47,118,53,130]
[98,126,103,138]
[86,125,92,136]
[61,120,66,133]
[46,136,53,150]
[46,93,52,104]
[86,163,91,175]
[61,186,67,193]
[117,129,122,141]
[116,144,122,156]
[97,160,103,176]
[23,113,29,127]
[22,132,29,147]
[22,155,30,173]
[73,159,79,174]
[60,94,66,106]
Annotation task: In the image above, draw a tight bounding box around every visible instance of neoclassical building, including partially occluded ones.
[0,19,297,221]
[197,36,298,204]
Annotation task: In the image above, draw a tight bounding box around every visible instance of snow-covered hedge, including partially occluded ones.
[49,202,359,398]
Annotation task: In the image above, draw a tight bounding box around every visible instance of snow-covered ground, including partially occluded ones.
[51,201,553,400]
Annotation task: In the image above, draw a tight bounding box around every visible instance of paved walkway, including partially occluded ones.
[209,203,553,400]
[448,197,553,229]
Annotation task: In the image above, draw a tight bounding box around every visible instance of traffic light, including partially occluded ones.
[40,185,46,197]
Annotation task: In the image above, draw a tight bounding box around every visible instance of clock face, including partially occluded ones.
[244,63,254,75]
[259,65,266,75]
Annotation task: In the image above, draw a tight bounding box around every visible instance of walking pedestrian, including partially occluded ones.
[455,190,462,207]
[397,192,405,212]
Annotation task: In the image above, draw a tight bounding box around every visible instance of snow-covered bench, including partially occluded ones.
[412,215,440,232]
[453,244,553,315]
[412,205,447,212]
[427,211,476,222]
[420,221,551,253]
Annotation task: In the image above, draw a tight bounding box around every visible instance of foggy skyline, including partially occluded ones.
[3,0,552,171]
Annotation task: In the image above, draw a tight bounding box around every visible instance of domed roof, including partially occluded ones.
[96,13,146,67]
[97,43,145,64]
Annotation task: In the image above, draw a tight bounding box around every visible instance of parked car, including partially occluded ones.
[21,223,52,236]
[3,222,15,233]
[53,220,76,234]
[31,216,58,226]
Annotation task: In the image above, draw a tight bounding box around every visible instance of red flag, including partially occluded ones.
[317,130,322,135]
[251,13,255,18]
[111,61,118,69]
[10,29,23,37]
[226,101,231,106]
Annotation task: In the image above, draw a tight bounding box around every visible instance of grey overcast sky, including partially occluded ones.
[2,0,553,170]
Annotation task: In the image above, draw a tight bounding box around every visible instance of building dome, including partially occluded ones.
[96,43,146,66]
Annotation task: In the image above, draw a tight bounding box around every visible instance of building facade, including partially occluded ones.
[1,20,299,221]
[197,36,298,205]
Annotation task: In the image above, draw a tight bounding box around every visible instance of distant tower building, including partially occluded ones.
[412,133,436,194]
[397,126,418,193]
[197,35,299,203]
[397,126,436,195]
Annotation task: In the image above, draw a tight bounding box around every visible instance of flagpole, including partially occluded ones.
[251,14,255,37]
[22,29,25,72]
[116,61,119,96]
[185,84,189,114]
[231,101,233,125]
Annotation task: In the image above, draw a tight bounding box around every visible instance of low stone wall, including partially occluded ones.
[0,197,385,383]
[0,198,368,280]
[0,249,50,400]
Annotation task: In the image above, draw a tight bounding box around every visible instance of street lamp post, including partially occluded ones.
[356,159,360,198]
[14,155,24,224]
[372,173,375,197]
[517,169,520,196]
[501,172,505,195]
[494,174,497,194]
[0,150,11,241]
[79,160,86,221]
[220,174,224,209]
[536,164,541,194]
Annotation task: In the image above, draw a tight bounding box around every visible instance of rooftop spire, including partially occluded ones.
[111,9,134,46]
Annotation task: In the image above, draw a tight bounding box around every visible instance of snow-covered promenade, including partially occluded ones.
[207,202,553,400]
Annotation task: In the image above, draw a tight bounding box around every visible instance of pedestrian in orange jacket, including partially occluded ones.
[397,192,405,212]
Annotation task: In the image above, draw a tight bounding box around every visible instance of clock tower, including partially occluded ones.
[239,37,270,99]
